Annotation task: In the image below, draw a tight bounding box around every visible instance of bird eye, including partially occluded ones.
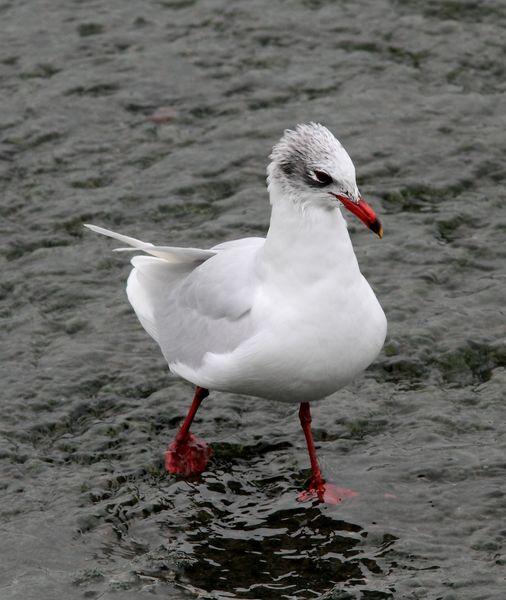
[312,170,333,186]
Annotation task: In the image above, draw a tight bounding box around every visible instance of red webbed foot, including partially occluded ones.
[165,433,212,476]
[298,477,359,504]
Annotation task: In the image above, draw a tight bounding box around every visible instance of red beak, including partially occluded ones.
[332,194,383,238]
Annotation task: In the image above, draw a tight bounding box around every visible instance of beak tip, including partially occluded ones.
[337,193,383,238]
[371,218,383,239]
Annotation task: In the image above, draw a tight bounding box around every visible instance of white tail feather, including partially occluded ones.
[84,224,216,263]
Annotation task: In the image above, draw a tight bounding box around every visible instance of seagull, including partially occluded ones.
[85,123,387,503]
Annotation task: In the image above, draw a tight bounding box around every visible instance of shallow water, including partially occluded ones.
[1,0,505,598]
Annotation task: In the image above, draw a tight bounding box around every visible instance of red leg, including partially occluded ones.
[165,386,212,476]
[299,402,325,488]
[297,402,358,504]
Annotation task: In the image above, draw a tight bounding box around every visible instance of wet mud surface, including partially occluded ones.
[1,0,505,598]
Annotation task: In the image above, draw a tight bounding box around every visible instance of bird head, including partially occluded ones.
[267,123,382,238]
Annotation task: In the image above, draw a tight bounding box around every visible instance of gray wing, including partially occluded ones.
[154,238,265,370]
[85,222,265,372]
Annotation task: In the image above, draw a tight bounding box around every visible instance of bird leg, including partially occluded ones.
[299,401,325,489]
[165,386,212,476]
[297,401,358,504]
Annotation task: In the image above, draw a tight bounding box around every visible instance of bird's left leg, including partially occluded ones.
[297,402,358,504]
[165,386,212,476]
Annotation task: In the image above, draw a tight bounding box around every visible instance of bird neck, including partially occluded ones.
[260,184,360,283]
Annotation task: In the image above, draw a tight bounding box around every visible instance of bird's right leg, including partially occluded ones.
[297,401,358,504]
[165,386,212,476]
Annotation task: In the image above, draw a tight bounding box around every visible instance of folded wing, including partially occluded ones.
[85,224,265,380]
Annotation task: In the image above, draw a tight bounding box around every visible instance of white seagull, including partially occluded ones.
[85,123,387,503]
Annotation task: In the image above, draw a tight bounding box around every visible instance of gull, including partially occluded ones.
[85,123,387,503]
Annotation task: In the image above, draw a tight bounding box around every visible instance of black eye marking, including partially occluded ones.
[312,170,333,186]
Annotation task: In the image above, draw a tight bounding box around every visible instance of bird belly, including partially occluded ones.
[199,277,387,403]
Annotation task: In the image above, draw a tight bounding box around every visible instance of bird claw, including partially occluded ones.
[165,433,212,476]
[297,479,359,504]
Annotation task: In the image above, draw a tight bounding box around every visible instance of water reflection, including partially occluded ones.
[164,473,397,599]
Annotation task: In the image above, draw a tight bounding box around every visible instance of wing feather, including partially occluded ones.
[156,242,264,370]
[85,223,265,378]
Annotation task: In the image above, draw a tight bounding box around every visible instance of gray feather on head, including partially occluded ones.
[267,123,358,201]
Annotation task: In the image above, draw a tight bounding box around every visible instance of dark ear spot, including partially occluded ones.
[280,161,294,176]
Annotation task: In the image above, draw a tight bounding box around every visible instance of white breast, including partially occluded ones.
[190,197,387,402]
[202,272,386,403]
